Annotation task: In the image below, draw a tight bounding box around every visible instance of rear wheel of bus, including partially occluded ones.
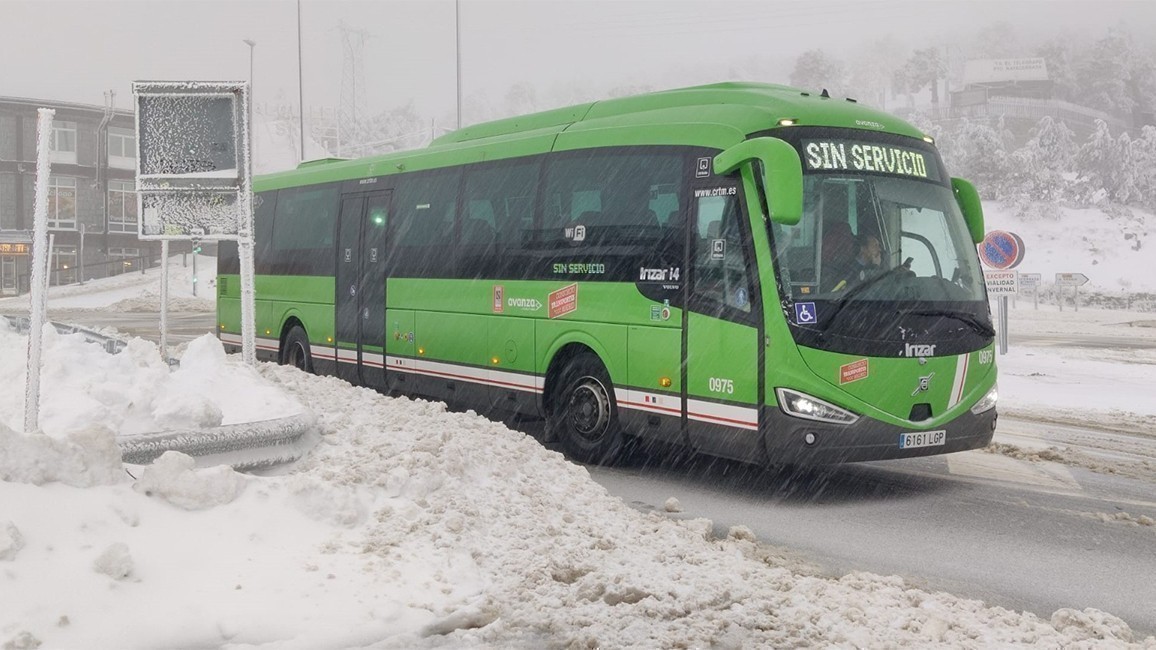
[281,325,313,372]
[550,354,623,465]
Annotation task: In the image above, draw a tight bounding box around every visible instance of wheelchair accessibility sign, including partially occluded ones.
[794,302,817,324]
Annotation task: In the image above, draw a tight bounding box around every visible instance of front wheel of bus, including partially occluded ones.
[281,326,313,373]
[551,355,623,465]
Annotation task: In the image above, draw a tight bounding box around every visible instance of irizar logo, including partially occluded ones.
[904,343,936,358]
[639,266,680,282]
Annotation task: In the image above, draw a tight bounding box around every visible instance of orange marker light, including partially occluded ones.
[659,377,672,388]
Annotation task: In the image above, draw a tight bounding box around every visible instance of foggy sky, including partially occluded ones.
[3,0,1156,122]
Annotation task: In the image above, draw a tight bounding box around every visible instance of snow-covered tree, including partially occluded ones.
[938,119,1014,200]
[789,50,846,94]
[341,102,428,157]
[1076,29,1148,117]
[845,36,908,108]
[1133,125,1156,211]
[1074,119,1119,204]
[1010,116,1076,204]
[893,46,947,107]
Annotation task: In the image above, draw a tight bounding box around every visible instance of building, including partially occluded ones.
[947,57,1132,142]
[0,95,162,295]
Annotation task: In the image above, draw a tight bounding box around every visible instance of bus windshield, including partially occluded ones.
[768,131,991,356]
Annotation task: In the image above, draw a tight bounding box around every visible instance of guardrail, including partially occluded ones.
[118,413,318,471]
[2,314,127,354]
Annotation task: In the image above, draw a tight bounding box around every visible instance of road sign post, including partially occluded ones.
[979,231,1025,355]
[1018,273,1042,310]
[1055,273,1089,312]
[134,81,254,364]
[984,270,1019,355]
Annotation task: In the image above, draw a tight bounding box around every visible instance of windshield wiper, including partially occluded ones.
[906,309,996,337]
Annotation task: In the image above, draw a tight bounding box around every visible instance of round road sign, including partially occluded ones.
[978,230,1025,269]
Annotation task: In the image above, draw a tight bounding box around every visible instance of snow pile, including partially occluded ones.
[1,322,1154,646]
[258,363,1155,648]
[0,322,302,437]
[0,421,122,487]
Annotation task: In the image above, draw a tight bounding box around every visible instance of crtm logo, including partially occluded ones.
[904,343,936,358]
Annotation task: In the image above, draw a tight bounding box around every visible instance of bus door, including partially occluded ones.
[335,190,391,389]
[684,186,763,459]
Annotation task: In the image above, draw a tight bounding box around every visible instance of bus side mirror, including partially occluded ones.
[714,137,802,226]
[952,177,984,244]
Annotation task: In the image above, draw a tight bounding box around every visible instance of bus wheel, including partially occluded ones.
[550,355,623,465]
[281,326,313,372]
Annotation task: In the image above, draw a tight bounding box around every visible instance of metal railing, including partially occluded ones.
[13,252,163,295]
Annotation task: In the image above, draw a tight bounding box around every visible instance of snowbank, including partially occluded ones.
[1,323,1152,647]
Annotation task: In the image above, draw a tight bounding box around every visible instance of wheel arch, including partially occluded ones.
[542,341,608,418]
[278,310,308,348]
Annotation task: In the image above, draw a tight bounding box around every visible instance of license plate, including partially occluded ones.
[899,430,946,449]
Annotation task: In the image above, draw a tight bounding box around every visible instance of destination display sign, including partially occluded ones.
[802,139,941,181]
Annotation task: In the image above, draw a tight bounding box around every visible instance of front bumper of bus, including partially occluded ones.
[760,405,997,465]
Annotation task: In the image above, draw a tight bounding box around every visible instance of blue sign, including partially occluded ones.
[979,230,1025,270]
[795,302,817,324]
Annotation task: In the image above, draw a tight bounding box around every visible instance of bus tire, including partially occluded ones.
[281,325,313,372]
[550,354,623,465]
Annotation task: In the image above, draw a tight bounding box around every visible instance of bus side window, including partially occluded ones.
[460,159,540,279]
[388,169,461,278]
[693,192,751,314]
[268,184,339,276]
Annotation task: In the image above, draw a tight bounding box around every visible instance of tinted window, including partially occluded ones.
[268,184,338,275]
[388,169,461,277]
[542,151,683,249]
[272,185,338,250]
[693,191,752,315]
[459,159,540,278]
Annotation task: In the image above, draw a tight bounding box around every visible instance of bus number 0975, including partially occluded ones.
[708,377,734,394]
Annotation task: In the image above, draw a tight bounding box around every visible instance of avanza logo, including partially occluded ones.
[904,343,936,358]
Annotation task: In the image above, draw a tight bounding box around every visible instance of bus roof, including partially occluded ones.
[255,81,927,191]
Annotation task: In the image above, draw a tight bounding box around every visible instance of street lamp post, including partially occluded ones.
[243,39,256,126]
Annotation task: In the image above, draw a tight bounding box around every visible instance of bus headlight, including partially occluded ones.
[971,383,998,414]
[775,388,859,424]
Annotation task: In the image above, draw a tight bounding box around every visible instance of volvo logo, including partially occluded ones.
[912,372,935,396]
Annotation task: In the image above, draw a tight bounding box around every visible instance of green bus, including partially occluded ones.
[218,82,997,466]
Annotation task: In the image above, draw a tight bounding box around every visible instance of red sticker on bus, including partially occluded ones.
[839,359,869,384]
[493,285,504,313]
[548,284,578,319]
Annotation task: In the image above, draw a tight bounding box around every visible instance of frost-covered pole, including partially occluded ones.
[24,108,55,434]
[160,240,169,362]
[239,82,257,366]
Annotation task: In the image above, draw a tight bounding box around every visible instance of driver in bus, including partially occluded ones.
[832,233,883,292]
